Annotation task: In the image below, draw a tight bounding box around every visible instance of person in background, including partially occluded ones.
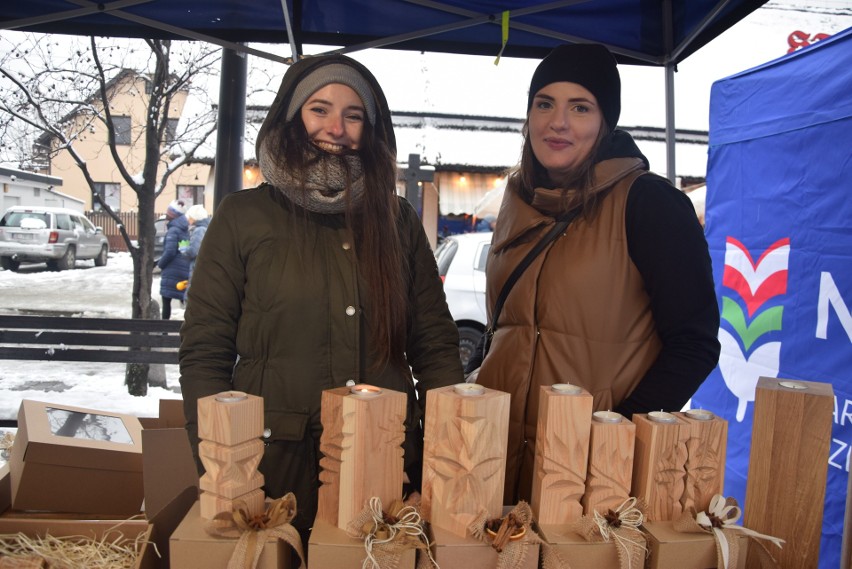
[475,214,497,232]
[157,199,190,320]
[179,204,210,289]
[179,54,464,545]
[467,43,720,504]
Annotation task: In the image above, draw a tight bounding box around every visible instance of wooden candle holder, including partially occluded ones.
[744,377,833,568]
[582,412,636,517]
[530,384,593,525]
[421,384,510,537]
[316,385,407,530]
[674,410,727,514]
[631,412,689,521]
[196,391,265,520]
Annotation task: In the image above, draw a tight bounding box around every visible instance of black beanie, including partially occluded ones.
[527,43,621,132]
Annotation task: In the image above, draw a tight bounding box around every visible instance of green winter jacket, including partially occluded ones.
[178,185,463,514]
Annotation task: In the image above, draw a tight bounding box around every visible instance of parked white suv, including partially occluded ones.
[435,231,492,367]
[0,206,109,271]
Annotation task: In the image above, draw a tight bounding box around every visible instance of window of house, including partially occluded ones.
[165,118,179,144]
[177,185,204,206]
[93,182,121,212]
[114,116,131,145]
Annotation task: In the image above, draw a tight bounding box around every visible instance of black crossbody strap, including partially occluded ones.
[487,208,581,339]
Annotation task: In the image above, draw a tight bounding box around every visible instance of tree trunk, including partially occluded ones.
[125,364,149,397]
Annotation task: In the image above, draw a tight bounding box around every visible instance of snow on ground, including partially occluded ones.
[0,252,183,422]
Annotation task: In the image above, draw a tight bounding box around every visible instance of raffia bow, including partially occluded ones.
[673,494,783,569]
[346,496,437,569]
[571,497,647,569]
[205,493,306,569]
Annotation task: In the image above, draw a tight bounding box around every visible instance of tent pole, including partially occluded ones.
[213,47,248,211]
[665,62,677,186]
[280,0,300,61]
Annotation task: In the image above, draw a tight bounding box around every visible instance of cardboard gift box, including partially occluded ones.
[308,518,416,569]
[2,399,200,569]
[428,522,539,569]
[0,515,157,569]
[170,500,293,569]
[643,520,749,569]
[536,523,619,569]
[8,399,145,516]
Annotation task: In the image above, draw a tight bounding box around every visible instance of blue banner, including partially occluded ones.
[692,28,852,569]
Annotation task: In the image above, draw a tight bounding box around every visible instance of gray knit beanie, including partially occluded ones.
[285,63,377,124]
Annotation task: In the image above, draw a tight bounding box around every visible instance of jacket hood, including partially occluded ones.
[256,54,396,159]
[596,129,649,169]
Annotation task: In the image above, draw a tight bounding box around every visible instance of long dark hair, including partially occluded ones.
[509,117,610,218]
[273,113,409,373]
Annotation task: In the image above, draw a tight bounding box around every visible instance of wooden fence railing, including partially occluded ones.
[86,211,163,253]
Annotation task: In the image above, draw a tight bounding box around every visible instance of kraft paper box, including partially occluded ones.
[643,520,749,569]
[429,523,539,569]
[537,523,619,569]
[0,515,156,569]
[4,398,199,569]
[170,500,292,569]
[9,399,145,515]
[309,518,415,569]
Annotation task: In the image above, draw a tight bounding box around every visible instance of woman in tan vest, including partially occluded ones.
[467,43,721,504]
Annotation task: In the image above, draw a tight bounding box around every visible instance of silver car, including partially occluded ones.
[435,231,492,367]
[0,206,109,271]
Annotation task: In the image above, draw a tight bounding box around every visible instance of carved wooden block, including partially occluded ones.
[199,487,265,520]
[197,391,264,446]
[198,438,265,499]
[674,410,727,514]
[582,412,635,517]
[631,412,689,521]
[744,377,833,568]
[316,385,407,530]
[421,384,510,537]
[530,384,593,524]
[196,391,265,519]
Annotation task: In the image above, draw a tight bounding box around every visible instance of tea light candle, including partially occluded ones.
[684,408,714,421]
[779,381,808,390]
[215,391,248,403]
[350,384,382,397]
[552,383,582,395]
[454,383,485,396]
[648,410,678,424]
[592,410,622,423]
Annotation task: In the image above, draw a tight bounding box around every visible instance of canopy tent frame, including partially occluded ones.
[1,0,768,204]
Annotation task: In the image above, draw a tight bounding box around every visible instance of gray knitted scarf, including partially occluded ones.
[259,141,365,214]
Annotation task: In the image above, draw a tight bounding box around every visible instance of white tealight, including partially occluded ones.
[349,384,382,398]
[215,391,248,403]
[454,383,485,396]
[592,411,622,424]
[648,410,678,424]
[779,381,808,390]
[684,408,714,421]
[552,383,582,395]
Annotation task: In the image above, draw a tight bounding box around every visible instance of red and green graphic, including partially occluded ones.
[718,237,789,421]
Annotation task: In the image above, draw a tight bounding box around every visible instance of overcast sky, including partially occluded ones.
[341,0,851,131]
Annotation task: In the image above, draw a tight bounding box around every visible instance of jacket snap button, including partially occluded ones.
[346,306,356,316]
[263,428,272,438]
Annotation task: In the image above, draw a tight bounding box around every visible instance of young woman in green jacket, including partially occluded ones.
[179,54,464,545]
